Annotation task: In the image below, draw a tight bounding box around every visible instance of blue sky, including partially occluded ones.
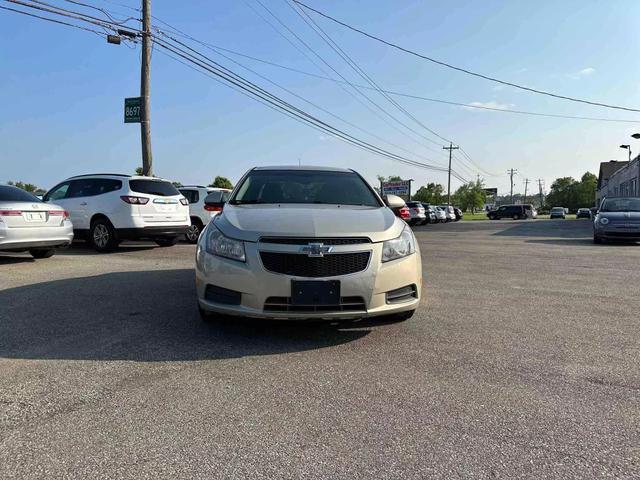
[1,0,639,195]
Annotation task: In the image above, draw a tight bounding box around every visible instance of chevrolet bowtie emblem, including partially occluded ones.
[300,243,332,257]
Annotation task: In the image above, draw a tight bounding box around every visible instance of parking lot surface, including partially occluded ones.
[1,220,639,479]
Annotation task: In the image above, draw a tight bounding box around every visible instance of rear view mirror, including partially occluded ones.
[384,194,405,209]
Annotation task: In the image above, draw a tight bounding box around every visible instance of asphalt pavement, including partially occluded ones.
[1,219,639,479]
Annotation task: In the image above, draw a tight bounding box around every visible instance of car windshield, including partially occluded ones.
[230,170,381,206]
[129,179,180,197]
[551,208,564,212]
[0,185,41,202]
[601,198,640,212]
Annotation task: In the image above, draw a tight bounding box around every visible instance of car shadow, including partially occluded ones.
[492,220,592,238]
[0,255,35,264]
[56,242,158,256]
[0,269,370,362]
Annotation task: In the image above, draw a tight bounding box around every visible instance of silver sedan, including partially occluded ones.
[0,185,74,258]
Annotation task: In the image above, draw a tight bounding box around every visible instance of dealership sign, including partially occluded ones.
[381,180,411,196]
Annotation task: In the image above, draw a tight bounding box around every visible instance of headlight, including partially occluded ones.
[382,226,415,262]
[205,226,245,262]
[599,217,609,225]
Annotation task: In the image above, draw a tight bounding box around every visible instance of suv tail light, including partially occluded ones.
[0,210,22,216]
[180,198,189,206]
[204,204,223,212]
[396,206,410,220]
[120,195,149,205]
[49,210,70,218]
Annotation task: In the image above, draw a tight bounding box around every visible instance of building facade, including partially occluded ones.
[596,159,639,206]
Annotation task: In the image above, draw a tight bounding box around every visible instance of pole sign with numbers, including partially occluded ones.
[124,97,142,123]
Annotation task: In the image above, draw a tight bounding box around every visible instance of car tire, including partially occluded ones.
[90,218,118,253]
[185,221,202,244]
[593,234,603,244]
[512,214,519,220]
[156,236,179,247]
[29,248,55,259]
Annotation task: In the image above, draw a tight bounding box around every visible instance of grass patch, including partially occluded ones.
[461,212,490,221]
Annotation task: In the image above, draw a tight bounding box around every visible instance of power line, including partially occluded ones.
[0,3,106,37]
[247,0,453,163]
[153,35,462,177]
[293,0,640,113]
[163,43,640,124]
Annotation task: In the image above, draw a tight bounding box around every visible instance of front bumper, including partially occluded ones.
[0,222,74,252]
[595,225,640,241]
[196,241,422,320]
[117,226,189,239]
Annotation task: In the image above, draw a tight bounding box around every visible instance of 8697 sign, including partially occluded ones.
[124,97,142,123]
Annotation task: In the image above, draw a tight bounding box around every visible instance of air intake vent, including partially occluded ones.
[260,252,370,277]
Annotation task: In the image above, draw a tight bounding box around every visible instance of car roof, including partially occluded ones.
[252,165,354,173]
[65,174,173,183]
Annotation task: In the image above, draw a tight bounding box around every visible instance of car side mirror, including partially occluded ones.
[383,194,405,209]
[204,193,225,212]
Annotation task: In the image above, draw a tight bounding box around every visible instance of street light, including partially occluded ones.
[620,144,631,162]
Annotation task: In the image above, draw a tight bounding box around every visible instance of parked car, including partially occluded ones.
[453,207,463,221]
[433,206,447,223]
[179,186,231,243]
[420,203,438,224]
[576,208,592,219]
[549,207,566,219]
[593,197,640,244]
[438,205,456,222]
[405,201,426,226]
[487,204,532,220]
[0,185,73,258]
[196,166,422,322]
[385,195,410,221]
[44,174,190,252]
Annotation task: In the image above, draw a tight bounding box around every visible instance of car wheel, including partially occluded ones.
[512,214,519,220]
[593,234,603,244]
[29,248,55,259]
[156,236,179,247]
[90,218,118,252]
[185,222,202,244]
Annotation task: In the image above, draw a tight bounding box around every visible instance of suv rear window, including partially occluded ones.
[129,179,180,197]
[406,202,421,207]
[0,185,40,202]
[180,189,199,204]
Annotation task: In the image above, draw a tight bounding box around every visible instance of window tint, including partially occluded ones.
[180,189,199,204]
[129,179,180,197]
[601,197,640,212]
[66,178,122,198]
[231,170,380,207]
[204,190,230,203]
[45,182,70,201]
[0,185,41,202]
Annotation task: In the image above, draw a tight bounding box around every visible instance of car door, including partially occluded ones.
[496,206,507,218]
[63,179,93,230]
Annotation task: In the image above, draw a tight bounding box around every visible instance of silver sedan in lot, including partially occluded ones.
[196,166,422,322]
[0,185,73,258]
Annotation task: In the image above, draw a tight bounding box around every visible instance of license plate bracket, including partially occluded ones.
[291,280,340,306]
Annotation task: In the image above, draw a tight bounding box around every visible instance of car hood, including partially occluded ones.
[598,211,640,222]
[214,204,404,242]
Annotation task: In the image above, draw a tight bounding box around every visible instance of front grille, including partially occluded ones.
[264,296,366,313]
[260,252,370,277]
[259,237,371,245]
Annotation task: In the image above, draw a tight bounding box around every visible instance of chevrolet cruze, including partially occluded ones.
[195,166,422,321]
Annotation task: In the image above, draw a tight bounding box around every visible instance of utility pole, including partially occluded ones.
[523,178,530,204]
[508,168,518,203]
[443,143,459,205]
[140,0,153,176]
[537,179,544,208]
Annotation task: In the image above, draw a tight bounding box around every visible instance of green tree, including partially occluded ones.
[545,176,586,212]
[413,183,445,204]
[576,172,597,207]
[452,180,486,213]
[8,181,39,193]
[172,181,183,188]
[209,176,233,189]
[135,167,143,175]
[377,175,403,183]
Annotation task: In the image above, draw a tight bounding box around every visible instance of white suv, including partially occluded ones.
[44,174,190,252]
[179,186,231,243]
